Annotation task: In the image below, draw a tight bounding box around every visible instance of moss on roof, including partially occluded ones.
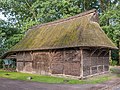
[11,9,117,52]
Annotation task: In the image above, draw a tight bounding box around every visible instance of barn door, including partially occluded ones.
[33,52,49,75]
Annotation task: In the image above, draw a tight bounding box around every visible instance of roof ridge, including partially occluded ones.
[30,9,97,29]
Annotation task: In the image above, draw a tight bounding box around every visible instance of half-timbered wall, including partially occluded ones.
[16,48,81,76]
[50,49,81,76]
[16,48,110,78]
[83,49,109,77]
[16,52,33,72]
[32,51,50,75]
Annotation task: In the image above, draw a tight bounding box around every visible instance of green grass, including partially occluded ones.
[110,67,120,74]
[0,69,112,84]
[110,66,120,77]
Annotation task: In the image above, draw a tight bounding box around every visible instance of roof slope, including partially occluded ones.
[11,9,117,52]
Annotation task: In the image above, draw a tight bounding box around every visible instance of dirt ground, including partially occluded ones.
[0,77,120,90]
[0,66,120,90]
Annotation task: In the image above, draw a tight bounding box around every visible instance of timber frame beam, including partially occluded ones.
[90,48,98,56]
[97,49,105,56]
[103,49,109,56]
[80,48,83,79]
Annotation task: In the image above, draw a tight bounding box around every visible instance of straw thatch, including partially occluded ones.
[2,9,117,58]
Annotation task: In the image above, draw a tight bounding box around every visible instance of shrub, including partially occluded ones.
[110,59,118,66]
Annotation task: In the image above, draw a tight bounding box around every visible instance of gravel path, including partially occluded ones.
[0,77,120,90]
[0,78,104,90]
[112,85,120,90]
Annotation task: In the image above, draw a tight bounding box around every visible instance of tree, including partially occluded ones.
[0,0,102,56]
[0,19,23,56]
[100,2,120,62]
[0,0,102,31]
[0,0,119,61]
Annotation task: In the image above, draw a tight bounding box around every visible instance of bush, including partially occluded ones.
[110,59,118,66]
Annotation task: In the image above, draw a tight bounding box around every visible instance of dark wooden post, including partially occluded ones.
[80,49,83,78]
[16,53,18,71]
[30,51,33,71]
[109,50,111,71]
[30,51,33,61]
[109,50,111,60]
[48,50,52,75]
[23,52,25,67]
[63,49,65,75]
[90,55,92,75]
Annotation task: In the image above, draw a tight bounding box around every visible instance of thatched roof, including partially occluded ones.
[1,9,118,58]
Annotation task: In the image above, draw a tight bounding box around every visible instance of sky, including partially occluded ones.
[0,12,7,21]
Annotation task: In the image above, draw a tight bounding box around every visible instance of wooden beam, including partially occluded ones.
[90,52,92,75]
[6,55,16,59]
[103,65,105,72]
[109,50,111,65]
[96,55,98,73]
[90,49,98,56]
[6,57,16,59]
[48,51,53,74]
[17,61,33,62]
[30,51,33,61]
[103,50,109,56]
[97,49,105,56]
[90,67,92,75]
[63,49,66,75]
[23,52,25,66]
[80,49,83,79]
[10,55,16,56]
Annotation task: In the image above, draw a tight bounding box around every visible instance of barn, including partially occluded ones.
[1,9,117,78]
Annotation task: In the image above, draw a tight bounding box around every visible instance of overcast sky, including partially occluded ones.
[0,12,7,21]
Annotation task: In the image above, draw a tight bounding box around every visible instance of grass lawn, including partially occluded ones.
[0,69,113,84]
